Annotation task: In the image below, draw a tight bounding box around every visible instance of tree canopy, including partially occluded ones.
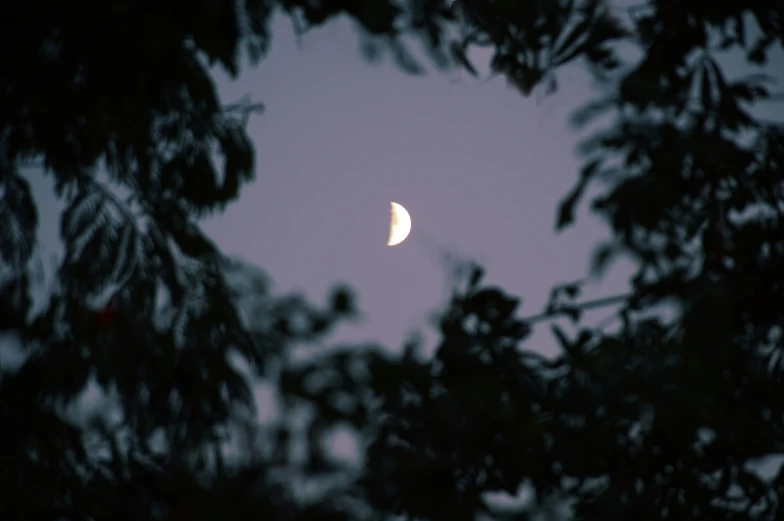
[2,1,784,521]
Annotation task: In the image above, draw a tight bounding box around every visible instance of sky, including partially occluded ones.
[195,13,641,486]
[196,9,784,483]
[199,13,638,360]
[23,3,783,362]
[5,4,642,438]
[16,4,783,380]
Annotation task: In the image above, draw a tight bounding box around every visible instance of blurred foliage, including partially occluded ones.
[2,0,784,521]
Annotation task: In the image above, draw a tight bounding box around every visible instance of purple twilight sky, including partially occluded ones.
[21,3,782,363]
[200,13,639,359]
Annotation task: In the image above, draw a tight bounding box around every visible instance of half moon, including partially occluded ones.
[388,202,412,246]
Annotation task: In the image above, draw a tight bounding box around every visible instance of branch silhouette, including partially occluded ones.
[520,293,630,325]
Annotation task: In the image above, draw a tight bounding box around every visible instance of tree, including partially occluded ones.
[2,1,783,521]
[1,1,621,519]
[357,3,784,521]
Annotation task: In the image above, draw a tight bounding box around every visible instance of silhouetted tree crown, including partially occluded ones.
[1,1,784,520]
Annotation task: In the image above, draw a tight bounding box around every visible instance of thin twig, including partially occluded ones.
[520,292,631,325]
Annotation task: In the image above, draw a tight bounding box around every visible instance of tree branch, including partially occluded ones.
[521,292,631,325]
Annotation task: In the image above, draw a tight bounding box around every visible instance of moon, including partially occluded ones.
[388,202,412,246]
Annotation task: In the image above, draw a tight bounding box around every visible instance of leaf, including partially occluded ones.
[171,225,218,260]
[569,97,614,129]
[704,56,727,96]
[60,188,103,244]
[392,41,424,75]
[699,60,715,109]
[747,38,769,64]
[59,184,143,297]
[108,222,136,283]
[727,73,774,102]
[505,65,543,97]
[0,274,32,332]
[562,305,582,323]
[448,40,478,76]
[732,13,746,47]
[0,173,38,268]
[218,122,255,203]
[591,241,618,278]
[551,324,573,354]
[555,159,600,230]
[563,282,581,299]
[552,17,592,65]
[176,149,222,213]
[468,265,484,290]
[330,285,355,316]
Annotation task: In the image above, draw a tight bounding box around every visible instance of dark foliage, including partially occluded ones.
[2,1,784,521]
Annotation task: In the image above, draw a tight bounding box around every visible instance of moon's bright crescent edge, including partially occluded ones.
[388,202,412,246]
